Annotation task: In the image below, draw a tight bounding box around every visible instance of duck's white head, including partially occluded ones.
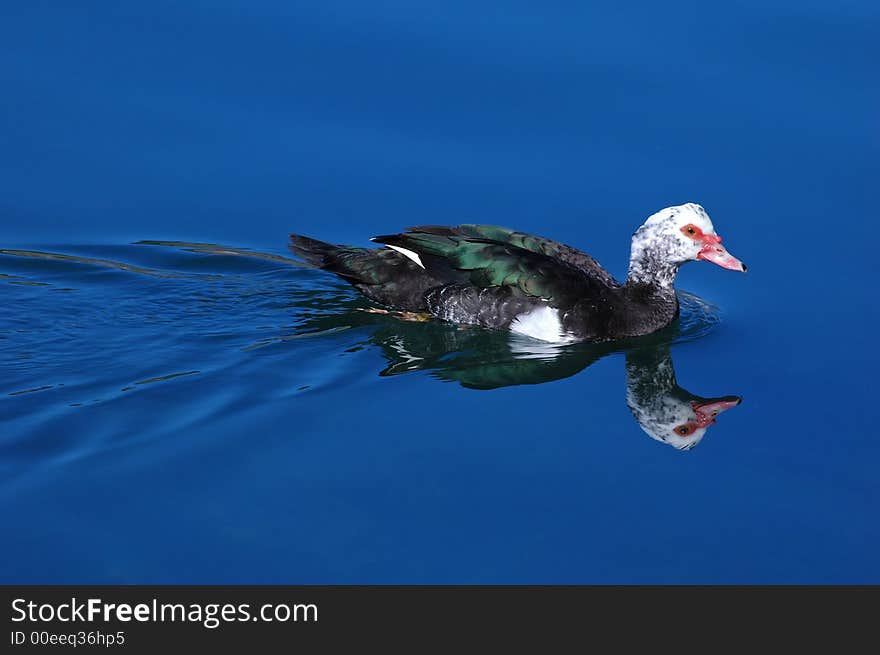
[628,203,746,287]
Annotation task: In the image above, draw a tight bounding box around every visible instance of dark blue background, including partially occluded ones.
[1,1,877,582]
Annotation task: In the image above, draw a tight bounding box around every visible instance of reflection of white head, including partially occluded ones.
[626,385,709,450]
[625,348,740,451]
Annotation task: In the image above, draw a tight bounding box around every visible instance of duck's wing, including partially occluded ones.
[401,224,620,288]
[371,228,608,308]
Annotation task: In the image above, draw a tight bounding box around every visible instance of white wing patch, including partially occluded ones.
[509,306,573,343]
[385,245,425,269]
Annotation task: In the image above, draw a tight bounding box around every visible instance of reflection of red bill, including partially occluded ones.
[697,234,747,272]
[693,398,742,427]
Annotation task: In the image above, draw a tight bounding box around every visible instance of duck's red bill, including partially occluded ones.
[698,235,747,272]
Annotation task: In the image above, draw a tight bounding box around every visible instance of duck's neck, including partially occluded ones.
[625,241,681,290]
[625,347,679,403]
[613,243,680,337]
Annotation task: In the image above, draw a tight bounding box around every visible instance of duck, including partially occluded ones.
[288,203,745,343]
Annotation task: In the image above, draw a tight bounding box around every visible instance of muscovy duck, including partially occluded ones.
[289,203,745,342]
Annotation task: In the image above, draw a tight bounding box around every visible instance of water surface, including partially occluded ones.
[1,1,878,583]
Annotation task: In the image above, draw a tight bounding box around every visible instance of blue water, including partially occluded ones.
[1,2,878,583]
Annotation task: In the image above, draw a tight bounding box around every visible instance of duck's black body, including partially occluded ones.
[289,223,682,342]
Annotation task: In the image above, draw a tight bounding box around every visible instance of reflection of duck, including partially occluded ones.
[625,346,741,450]
[293,299,741,450]
[289,203,745,342]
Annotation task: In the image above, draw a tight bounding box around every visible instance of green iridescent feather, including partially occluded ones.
[372,228,605,303]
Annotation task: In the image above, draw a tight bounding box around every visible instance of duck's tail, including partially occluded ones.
[288,233,439,311]
[288,234,341,269]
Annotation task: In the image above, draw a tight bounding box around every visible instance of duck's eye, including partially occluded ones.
[674,424,695,436]
[681,224,703,239]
